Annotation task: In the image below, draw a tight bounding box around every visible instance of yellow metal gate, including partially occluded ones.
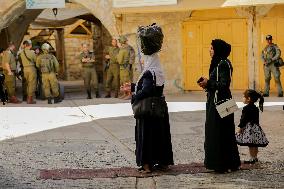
[182,19,248,90]
[259,18,284,92]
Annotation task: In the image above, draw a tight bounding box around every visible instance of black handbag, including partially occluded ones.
[132,73,167,118]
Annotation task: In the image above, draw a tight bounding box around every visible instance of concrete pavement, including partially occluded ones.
[0,91,283,188]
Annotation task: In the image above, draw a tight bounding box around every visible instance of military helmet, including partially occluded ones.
[23,40,32,46]
[41,43,50,51]
[266,35,272,40]
[118,35,128,43]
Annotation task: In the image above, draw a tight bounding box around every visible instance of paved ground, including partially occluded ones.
[0,88,283,188]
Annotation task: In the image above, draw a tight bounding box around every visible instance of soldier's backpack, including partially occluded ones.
[40,55,53,73]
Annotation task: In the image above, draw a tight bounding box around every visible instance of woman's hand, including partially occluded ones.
[120,82,131,92]
[237,127,244,134]
[198,77,208,89]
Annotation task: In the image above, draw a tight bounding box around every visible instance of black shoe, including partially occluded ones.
[278,93,283,97]
[87,90,92,99]
[263,94,269,97]
[47,97,52,104]
[54,96,62,103]
[96,92,100,98]
[214,169,228,174]
[153,164,169,171]
[105,94,111,98]
[22,95,27,101]
[244,158,258,164]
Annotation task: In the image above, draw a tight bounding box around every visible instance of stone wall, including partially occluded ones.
[121,12,190,93]
[64,20,112,81]
[64,37,93,80]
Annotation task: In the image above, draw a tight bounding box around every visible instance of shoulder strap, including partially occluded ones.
[216,60,232,82]
[23,50,33,64]
[215,60,232,104]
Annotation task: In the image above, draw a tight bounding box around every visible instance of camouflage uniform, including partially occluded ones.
[19,49,37,99]
[261,43,283,96]
[117,46,131,86]
[78,51,98,98]
[127,45,135,81]
[2,50,17,98]
[36,52,60,100]
[105,46,120,96]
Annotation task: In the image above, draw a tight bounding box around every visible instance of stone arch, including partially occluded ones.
[0,0,117,37]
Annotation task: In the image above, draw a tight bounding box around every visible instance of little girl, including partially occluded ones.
[236,89,269,164]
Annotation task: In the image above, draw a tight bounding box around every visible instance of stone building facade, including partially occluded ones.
[1,0,284,93]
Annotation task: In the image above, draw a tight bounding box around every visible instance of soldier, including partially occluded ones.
[78,43,99,99]
[2,42,21,103]
[261,35,283,97]
[36,43,61,104]
[33,45,44,99]
[0,48,4,75]
[117,36,132,100]
[128,41,135,81]
[104,38,120,98]
[19,40,37,104]
[17,42,27,101]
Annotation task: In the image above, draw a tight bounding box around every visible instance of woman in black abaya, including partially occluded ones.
[198,39,241,173]
[123,24,174,173]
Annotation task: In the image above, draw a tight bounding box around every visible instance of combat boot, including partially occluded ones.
[87,90,92,99]
[47,97,52,104]
[104,91,111,98]
[96,91,100,98]
[22,95,27,101]
[54,96,62,103]
[9,96,21,104]
[27,96,36,104]
[114,91,119,98]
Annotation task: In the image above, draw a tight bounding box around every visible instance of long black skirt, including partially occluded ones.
[204,101,241,171]
[135,111,174,167]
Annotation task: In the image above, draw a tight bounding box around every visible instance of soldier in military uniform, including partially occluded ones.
[2,42,21,103]
[0,48,4,75]
[78,43,99,99]
[128,41,135,82]
[117,36,132,100]
[104,38,120,98]
[33,45,44,99]
[19,40,37,104]
[261,35,283,97]
[36,43,61,104]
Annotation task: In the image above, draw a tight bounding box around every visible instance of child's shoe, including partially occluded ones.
[244,158,258,164]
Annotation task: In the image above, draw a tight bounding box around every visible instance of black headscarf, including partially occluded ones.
[209,39,231,75]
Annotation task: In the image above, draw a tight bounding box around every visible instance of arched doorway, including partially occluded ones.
[0,0,117,82]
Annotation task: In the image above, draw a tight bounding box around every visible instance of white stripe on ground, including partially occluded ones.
[0,101,283,141]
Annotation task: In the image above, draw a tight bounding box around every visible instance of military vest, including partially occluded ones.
[80,51,95,67]
[262,44,280,63]
[38,54,56,73]
[117,47,130,65]
[108,46,119,64]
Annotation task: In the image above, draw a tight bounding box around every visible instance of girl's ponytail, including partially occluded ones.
[258,92,264,112]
